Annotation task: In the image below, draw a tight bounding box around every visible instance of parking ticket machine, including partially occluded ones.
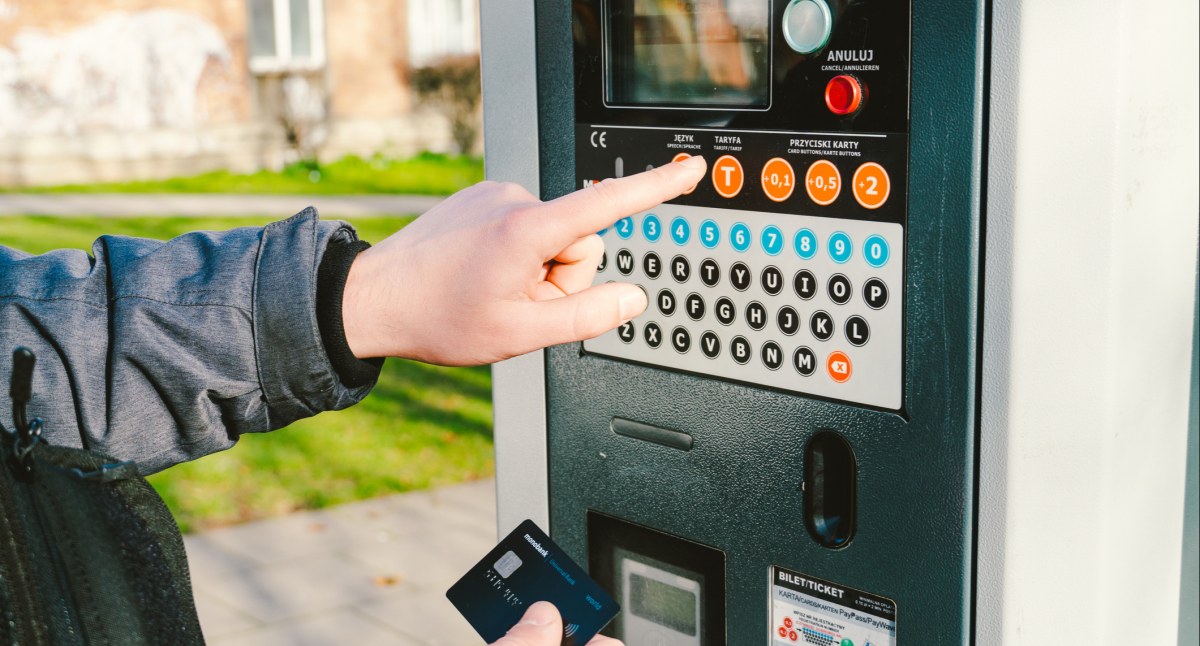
[481,0,1199,643]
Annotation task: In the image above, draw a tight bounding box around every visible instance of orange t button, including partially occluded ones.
[760,157,796,202]
[852,162,891,209]
[804,159,841,205]
[672,153,699,195]
[827,351,852,383]
[711,155,744,198]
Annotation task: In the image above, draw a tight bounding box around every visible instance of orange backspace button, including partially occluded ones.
[852,161,891,209]
[711,155,744,198]
[805,159,841,205]
[760,157,796,202]
[827,351,852,383]
[672,152,699,195]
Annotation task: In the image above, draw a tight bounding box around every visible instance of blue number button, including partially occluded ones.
[615,216,634,239]
[761,225,784,256]
[670,217,691,245]
[699,219,720,249]
[863,235,890,268]
[642,214,662,242]
[794,228,818,259]
[730,223,752,252]
[828,231,853,264]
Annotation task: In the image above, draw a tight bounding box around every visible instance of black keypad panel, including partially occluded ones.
[586,205,903,409]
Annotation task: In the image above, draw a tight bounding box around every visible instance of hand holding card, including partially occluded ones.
[446,519,620,645]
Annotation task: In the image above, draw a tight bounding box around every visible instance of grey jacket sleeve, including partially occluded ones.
[0,208,375,475]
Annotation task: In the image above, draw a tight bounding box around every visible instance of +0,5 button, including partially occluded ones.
[670,217,691,245]
[642,214,661,242]
[828,231,852,264]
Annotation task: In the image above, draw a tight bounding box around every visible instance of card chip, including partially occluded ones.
[494,550,522,578]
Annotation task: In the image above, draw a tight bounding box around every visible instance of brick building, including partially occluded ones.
[0,0,478,186]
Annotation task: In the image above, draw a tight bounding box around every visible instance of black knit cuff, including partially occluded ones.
[316,239,384,388]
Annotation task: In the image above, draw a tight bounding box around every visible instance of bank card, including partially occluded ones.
[446,519,619,644]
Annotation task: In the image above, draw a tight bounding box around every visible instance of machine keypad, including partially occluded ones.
[587,205,903,408]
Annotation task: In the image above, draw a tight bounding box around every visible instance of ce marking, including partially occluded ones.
[590,130,607,148]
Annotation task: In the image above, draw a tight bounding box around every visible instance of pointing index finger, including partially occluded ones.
[540,155,707,244]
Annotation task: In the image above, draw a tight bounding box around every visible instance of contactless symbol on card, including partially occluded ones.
[447,519,619,645]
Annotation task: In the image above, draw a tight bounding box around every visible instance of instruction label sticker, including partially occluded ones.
[770,566,896,646]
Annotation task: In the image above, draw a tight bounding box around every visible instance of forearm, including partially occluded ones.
[0,208,378,474]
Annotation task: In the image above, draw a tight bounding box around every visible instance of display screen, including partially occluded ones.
[629,573,698,635]
[606,0,770,107]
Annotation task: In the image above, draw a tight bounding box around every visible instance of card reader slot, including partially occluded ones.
[611,417,694,451]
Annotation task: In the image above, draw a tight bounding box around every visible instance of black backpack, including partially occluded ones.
[0,348,204,645]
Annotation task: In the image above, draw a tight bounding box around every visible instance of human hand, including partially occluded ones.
[489,601,623,646]
[341,155,707,365]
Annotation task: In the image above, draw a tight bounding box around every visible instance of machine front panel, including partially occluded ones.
[538,0,985,642]
[576,0,911,411]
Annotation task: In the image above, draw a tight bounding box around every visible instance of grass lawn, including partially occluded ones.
[2,153,483,196]
[0,215,494,533]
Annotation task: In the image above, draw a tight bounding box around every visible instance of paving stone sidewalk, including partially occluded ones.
[0,193,443,218]
[184,479,497,645]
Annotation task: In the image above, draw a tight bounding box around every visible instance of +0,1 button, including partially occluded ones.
[730,222,752,252]
[642,214,661,242]
[828,231,852,264]
[794,228,818,259]
[670,216,691,245]
[699,219,720,249]
[863,234,889,268]
[615,216,634,239]
[761,225,784,256]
